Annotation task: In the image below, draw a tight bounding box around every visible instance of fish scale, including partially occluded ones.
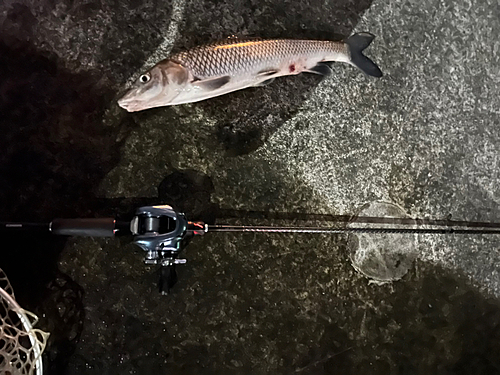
[170,39,346,79]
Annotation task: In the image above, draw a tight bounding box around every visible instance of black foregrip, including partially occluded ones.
[50,218,117,237]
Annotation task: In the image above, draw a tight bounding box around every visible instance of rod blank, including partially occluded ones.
[207,225,500,235]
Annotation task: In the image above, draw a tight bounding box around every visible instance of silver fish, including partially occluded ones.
[118,32,382,112]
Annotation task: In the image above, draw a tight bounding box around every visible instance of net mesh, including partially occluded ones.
[0,268,49,375]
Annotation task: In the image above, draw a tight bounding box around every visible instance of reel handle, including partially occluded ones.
[159,265,178,295]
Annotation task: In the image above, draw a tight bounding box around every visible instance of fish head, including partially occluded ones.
[117,60,189,112]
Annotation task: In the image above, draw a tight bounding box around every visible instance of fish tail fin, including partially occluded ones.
[345,32,383,77]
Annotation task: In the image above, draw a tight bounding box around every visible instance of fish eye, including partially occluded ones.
[139,74,151,83]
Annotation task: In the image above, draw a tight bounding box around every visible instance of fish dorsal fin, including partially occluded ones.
[213,36,263,48]
[226,35,261,40]
[192,76,231,90]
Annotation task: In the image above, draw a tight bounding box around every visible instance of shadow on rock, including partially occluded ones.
[381,263,500,375]
[0,37,126,373]
[158,169,219,223]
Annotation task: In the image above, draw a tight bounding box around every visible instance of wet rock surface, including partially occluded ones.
[1,0,499,373]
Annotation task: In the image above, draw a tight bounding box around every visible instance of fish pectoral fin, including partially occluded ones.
[305,63,333,76]
[192,76,231,90]
[254,77,276,87]
[257,69,279,77]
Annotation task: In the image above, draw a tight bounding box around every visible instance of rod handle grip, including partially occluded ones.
[51,218,117,237]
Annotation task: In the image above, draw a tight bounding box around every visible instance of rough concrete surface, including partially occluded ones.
[0,0,499,373]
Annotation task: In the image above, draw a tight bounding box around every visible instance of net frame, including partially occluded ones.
[0,269,49,375]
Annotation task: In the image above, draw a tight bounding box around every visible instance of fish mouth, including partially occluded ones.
[117,83,159,112]
[117,89,140,112]
[117,86,175,112]
[117,96,172,112]
[117,97,144,112]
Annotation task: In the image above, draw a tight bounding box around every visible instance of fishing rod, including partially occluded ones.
[2,205,500,294]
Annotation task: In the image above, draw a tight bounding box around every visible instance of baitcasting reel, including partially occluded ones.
[129,205,206,294]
